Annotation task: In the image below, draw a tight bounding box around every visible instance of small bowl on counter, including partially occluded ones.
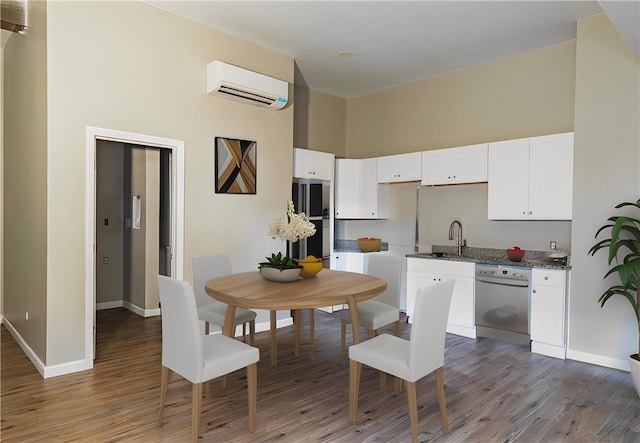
[507,246,525,262]
[357,237,381,252]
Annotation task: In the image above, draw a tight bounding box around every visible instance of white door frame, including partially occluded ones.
[85,126,184,363]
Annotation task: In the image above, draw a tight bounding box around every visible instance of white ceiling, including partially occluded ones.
[144,1,627,98]
[3,1,633,98]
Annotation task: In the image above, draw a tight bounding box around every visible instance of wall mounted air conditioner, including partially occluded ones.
[206,61,288,110]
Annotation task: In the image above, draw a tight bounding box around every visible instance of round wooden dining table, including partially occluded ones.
[205,269,387,365]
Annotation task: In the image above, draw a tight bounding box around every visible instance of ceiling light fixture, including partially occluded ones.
[338,52,353,59]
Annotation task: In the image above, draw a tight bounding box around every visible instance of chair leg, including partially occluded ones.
[293,309,301,357]
[340,318,348,364]
[249,320,255,346]
[205,321,210,335]
[394,319,402,337]
[406,380,419,443]
[242,322,247,342]
[309,309,315,360]
[349,359,362,424]
[435,367,450,433]
[192,383,203,442]
[247,363,257,433]
[159,366,169,426]
[394,377,403,393]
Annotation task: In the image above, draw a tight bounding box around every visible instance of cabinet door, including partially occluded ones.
[330,253,347,271]
[421,150,453,185]
[359,158,380,218]
[293,148,334,180]
[452,144,488,184]
[487,138,531,219]
[406,270,441,322]
[530,269,565,346]
[334,159,360,219]
[377,153,422,183]
[447,276,474,328]
[423,144,488,185]
[528,133,573,220]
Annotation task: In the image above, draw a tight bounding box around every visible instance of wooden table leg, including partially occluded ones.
[347,295,360,344]
[270,310,277,366]
[223,304,237,337]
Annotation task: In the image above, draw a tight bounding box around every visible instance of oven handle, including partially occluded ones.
[476,277,529,288]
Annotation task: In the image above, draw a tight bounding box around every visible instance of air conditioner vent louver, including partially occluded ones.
[207,61,288,111]
[218,85,277,106]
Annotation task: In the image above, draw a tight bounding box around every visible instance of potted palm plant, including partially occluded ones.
[589,198,640,396]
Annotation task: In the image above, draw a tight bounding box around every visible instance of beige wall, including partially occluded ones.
[5,1,294,367]
[346,41,576,158]
[3,0,48,360]
[570,14,639,364]
[294,85,347,157]
[338,42,576,254]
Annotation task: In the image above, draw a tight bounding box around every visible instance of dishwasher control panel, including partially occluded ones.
[476,265,531,283]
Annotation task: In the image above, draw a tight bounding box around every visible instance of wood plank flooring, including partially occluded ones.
[2,308,639,442]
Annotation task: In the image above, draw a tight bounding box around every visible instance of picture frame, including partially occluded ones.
[215,137,257,194]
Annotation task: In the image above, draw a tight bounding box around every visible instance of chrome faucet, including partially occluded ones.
[448,220,464,256]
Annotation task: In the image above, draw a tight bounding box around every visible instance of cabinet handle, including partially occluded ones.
[529,211,533,215]
[533,289,536,293]
[544,276,549,280]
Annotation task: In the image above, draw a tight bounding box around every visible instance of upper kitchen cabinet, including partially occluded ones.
[421,144,488,185]
[376,152,422,183]
[488,132,574,220]
[293,148,335,180]
[335,158,389,219]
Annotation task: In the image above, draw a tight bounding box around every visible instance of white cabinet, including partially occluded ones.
[406,258,475,338]
[377,152,422,183]
[421,144,488,185]
[293,148,334,180]
[335,158,389,219]
[530,268,567,359]
[488,132,573,220]
[330,252,365,273]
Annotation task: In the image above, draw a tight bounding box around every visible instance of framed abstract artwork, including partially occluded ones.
[215,137,257,194]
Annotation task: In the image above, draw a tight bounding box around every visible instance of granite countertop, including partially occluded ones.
[406,246,571,270]
[333,239,389,253]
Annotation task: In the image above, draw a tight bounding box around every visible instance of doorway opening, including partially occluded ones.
[85,127,184,365]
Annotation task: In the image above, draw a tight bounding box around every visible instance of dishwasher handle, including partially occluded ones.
[476,276,529,288]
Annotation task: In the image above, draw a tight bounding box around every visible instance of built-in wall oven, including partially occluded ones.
[475,264,531,346]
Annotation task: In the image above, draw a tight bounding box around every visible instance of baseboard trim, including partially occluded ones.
[2,319,91,378]
[447,323,476,339]
[96,301,160,317]
[566,348,629,371]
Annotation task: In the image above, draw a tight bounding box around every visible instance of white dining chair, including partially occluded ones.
[340,254,402,366]
[192,254,256,344]
[348,279,455,443]
[157,275,259,442]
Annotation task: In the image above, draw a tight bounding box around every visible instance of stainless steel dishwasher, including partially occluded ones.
[475,264,531,346]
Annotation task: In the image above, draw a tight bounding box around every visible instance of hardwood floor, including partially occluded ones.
[2,308,639,442]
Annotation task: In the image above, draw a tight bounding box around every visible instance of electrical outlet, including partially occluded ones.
[550,241,557,250]
[25,311,29,320]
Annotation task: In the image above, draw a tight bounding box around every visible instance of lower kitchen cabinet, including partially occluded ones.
[530,268,567,359]
[406,258,475,338]
[330,252,365,273]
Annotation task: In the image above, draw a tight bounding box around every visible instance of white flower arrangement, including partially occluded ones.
[268,200,317,243]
